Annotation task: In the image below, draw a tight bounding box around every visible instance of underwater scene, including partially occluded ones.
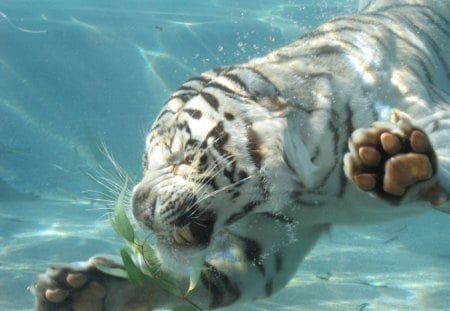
[1,0,450,310]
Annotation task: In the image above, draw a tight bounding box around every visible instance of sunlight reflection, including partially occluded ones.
[71,17,99,32]
[137,46,172,92]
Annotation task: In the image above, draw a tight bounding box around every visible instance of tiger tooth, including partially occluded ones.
[178,226,195,243]
[172,226,195,245]
[173,231,184,244]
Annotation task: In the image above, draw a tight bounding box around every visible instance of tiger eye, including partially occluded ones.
[238,170,248,180]
[184,154,194,165]
[200,154,208,165]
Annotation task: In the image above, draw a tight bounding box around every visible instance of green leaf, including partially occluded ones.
[148,273,182,297]
[185,256,204,296]
[111,176,134,243]
[108,175,187,301]
[94,263,129,280]
[135,241,161,276]
[120,247,147,284]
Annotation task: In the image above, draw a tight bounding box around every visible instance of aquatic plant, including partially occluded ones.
[98,175,202,310]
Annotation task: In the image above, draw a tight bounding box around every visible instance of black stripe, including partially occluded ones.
[295,19,389,56]
[365,12,436,85]
[275,252,283,273]
[198,175,219,191]
[379,4,450,27]
[206,81,238,96]
[305,43,348,57]
[302,23,380,45]
[404,66,431,98]
[345,12,438,73]
[187,75,210,84]
[338,102,354,198]
[259,176,271,201]
[371,12,439,60]
[421,6,450,28]
[168,92,196,103]
[431,87,450,104]
[175,120,190,132]
[340,16,391,49]
[310,147,320,163]
[246,126,263,169]
[359,0,374,12]
[177,85,198,92]
[430,119,441,133]
[223,157,237,184]
[155,109,174,121]
[224,112,235,121]
[234,234,266,276]
[231,191,240,199]
[419,10,450,39]
[225,201,262,225]
[311,109,340,190]
[417,58,434,86]
[206,121,230,157]
[395,14,450,76]
[201,92,219,110]
[201,262,241,308]
[212,66,228,75]
[244,67,282,96]
[185,138,201,148]
[265,279,274,297]
[224,73,251,96]
[183,108,202,119]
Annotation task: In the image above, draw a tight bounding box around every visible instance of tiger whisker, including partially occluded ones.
[88,173,125,194]
[82,145,134,216]
[191,151,235,186]
[190,175,254,214]
[185,154,234,201]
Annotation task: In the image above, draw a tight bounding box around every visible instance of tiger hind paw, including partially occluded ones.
[344,111,440,203]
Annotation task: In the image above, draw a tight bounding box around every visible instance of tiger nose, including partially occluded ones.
[131,184,156,228]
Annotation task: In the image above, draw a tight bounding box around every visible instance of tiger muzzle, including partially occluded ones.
[171,210,216,248]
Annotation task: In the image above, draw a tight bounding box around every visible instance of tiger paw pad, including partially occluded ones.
[344,121,436,200]
[32,260,107,311]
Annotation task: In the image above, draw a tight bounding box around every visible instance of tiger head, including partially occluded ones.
[131,67,293,266]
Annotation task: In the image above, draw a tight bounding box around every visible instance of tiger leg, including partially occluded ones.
[32,221,327,310]
[31,255,182,311]
[186,217,328,309]
[343,110,448,205]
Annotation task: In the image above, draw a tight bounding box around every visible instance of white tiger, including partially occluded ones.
[32,0,450,310]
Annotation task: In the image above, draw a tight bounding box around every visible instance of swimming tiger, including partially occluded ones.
[32,0,450,309]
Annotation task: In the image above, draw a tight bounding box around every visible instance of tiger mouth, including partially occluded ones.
[171,211,216,248]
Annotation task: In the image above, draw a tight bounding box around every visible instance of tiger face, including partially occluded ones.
[131,68,290,262]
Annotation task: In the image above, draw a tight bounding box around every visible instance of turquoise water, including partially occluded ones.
[1,1,450,310]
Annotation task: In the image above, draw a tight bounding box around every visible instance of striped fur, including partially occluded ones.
[31,1,450,310]
[128,1,450,309]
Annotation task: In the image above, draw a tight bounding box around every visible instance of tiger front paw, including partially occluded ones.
[32,258,107,311]
[344,111,437,202]
[31,255,164,311]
